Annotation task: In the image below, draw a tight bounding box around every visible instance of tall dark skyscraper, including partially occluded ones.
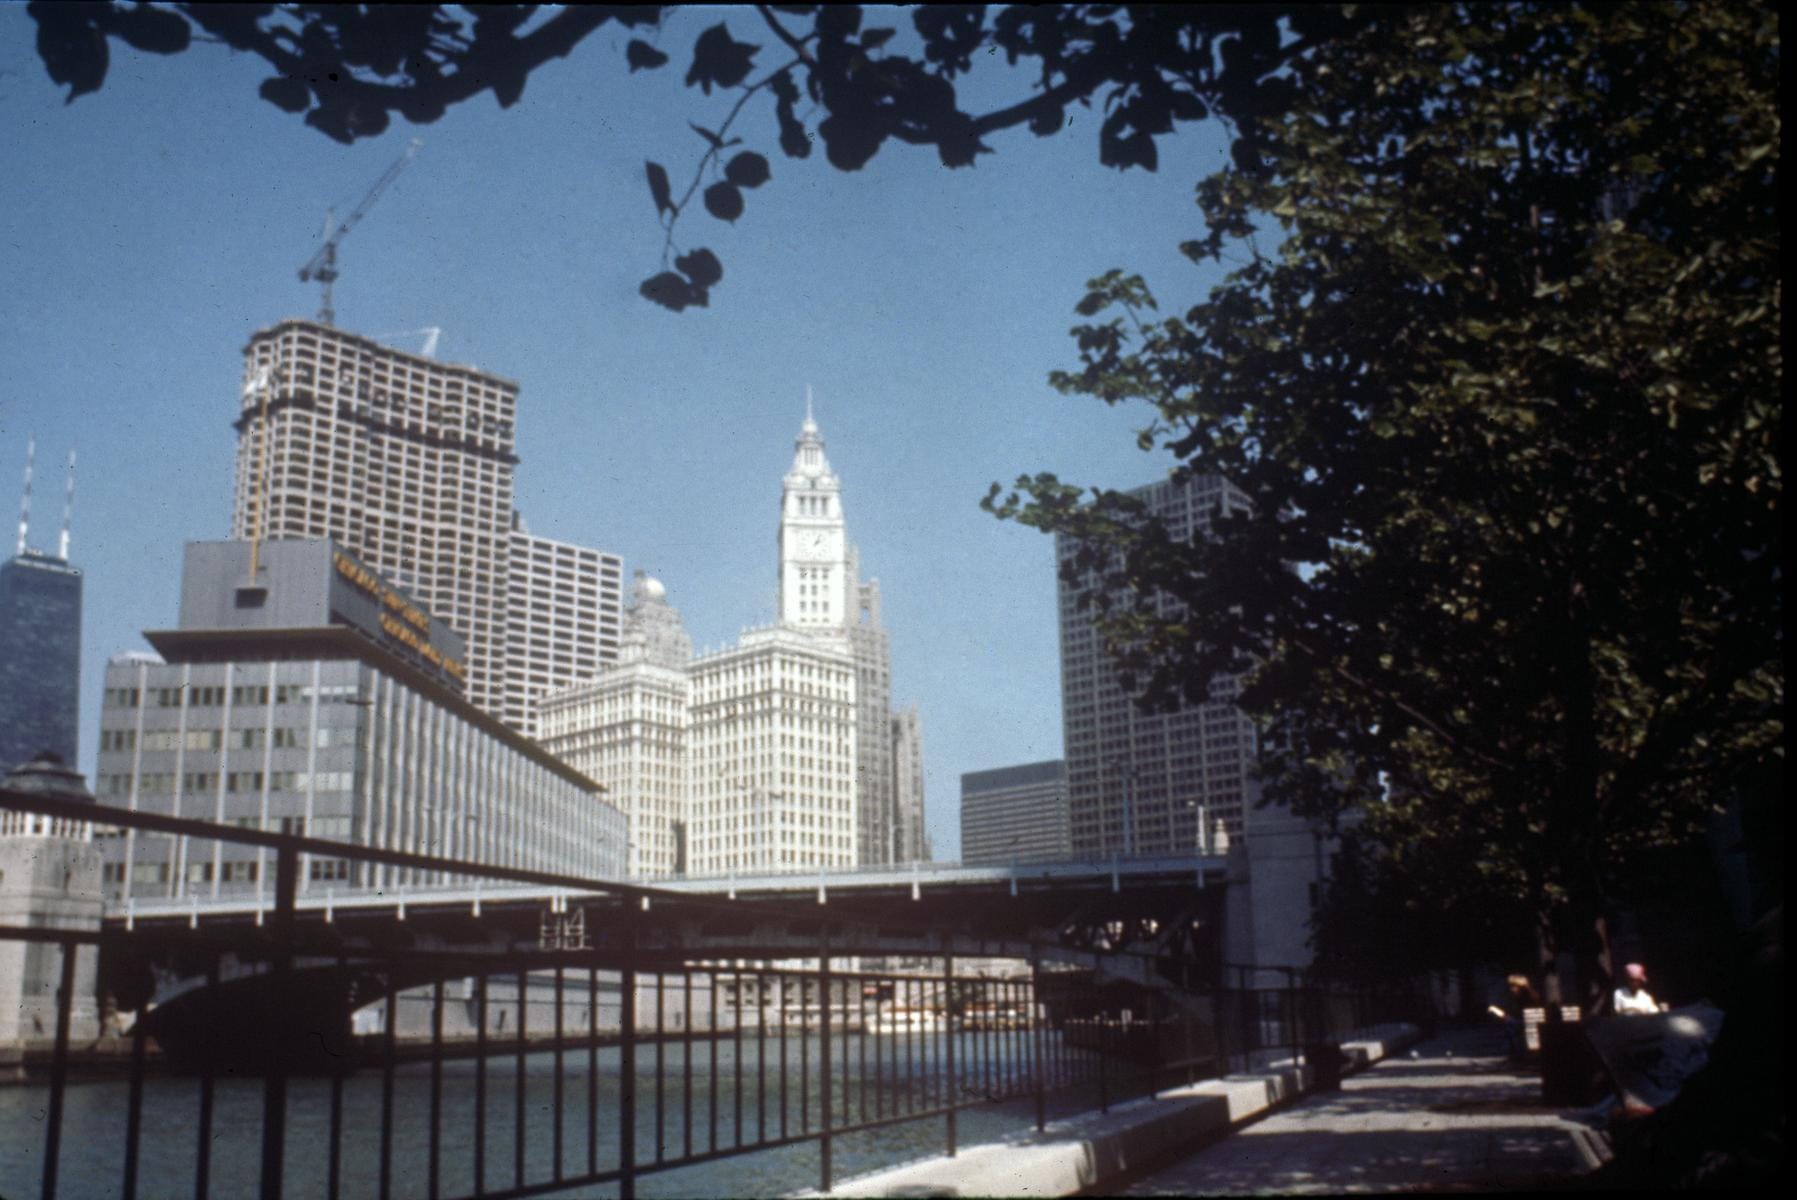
[0,444,83,773]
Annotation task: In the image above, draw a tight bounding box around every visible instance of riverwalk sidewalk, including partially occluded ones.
[1119,1024,1605,1195]
[799,1024,1607,1197]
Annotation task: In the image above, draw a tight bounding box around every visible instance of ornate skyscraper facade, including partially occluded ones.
[535,402,925,878]
[231,319,621,730]
[687,626,859,875]
[773,408,904,865]
[538,572,692,878]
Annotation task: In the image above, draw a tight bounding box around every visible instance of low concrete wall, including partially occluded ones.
[790,1023,1419,1198]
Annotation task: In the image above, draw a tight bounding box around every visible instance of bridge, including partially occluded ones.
[112,851,1226,960]
[3,785,1412,1200]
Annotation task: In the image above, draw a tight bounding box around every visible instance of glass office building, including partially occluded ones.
[0,549,83,775]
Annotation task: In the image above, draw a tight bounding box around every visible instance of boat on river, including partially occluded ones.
[868,1008,946,1034]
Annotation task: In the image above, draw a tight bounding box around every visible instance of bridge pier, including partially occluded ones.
[0,821,105,1064]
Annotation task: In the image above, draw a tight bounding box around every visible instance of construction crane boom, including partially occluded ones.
[298,137,423,326]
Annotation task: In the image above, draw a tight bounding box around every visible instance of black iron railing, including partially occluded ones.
[2,788,1401,1199]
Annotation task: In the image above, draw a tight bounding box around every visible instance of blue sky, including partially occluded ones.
[1,7,1233,860]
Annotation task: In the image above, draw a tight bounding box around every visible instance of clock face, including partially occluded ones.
[801,530,832,557]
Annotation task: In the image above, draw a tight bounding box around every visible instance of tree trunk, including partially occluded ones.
[1535,912,1564,1005]
[1588,911,1615,1015]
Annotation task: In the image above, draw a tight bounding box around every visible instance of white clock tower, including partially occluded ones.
[778,391,851,627]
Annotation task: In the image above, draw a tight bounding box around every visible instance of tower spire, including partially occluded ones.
[58,450,75,561]
[805,383,815,428]
[16,437,33,556]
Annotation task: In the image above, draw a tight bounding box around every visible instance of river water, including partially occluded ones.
[3,1031,1139,1198]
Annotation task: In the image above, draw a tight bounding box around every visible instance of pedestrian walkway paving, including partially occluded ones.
[1119,1025,1598,1195]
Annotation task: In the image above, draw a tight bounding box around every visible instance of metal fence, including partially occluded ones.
[2,788,1402,1200]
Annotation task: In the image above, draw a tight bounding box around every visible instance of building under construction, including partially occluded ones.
[230,319,622,732]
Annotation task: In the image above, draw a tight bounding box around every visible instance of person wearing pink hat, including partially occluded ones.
[1613,962,1668,1015]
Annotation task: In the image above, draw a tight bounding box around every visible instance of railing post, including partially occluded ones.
[1031,945,1047,1132]
[260,842,299,1200]
[40,938,77,1200]
[121,1017,147,1200]
[379,963,397,1200]
[1098,1001,1110,1114]
[1287,969,1298,1067]
[1239,965,1254,1070]
[1144,990,1156,1100]
[943,935,957,1156]
[620,903,638,1200]
[819,925,833,1193]
[475,973,488,1194]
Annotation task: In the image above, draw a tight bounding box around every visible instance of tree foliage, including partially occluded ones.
[26,3,1357,310]
[986,3,1781,997]
[1308,825,1535,987]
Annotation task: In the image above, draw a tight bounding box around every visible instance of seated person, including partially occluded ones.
[1487,973,1539,1058]
[1613,962,1667,1015]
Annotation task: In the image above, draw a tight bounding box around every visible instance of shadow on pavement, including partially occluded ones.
[1122,1124,1587,1195]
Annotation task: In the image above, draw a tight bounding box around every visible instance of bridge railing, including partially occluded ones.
[3,788,1405,1200]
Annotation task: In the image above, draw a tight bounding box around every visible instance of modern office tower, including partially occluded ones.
[687,626,859,875]
[0,444,82,774]
[92,539,625,902]
[891,703,928,863]
[1057,474,1258,857]
[505,527,624,734]
[538,572,692,878]
[230,319,621,728]
[775,404,908,866]
[960,760,1070,866]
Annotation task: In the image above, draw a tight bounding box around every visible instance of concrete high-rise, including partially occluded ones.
[505,527,623,734]
[231,319,621,729]
[1,444,82,775]
[1057,474,1258,857]
[891,703,928,863]
[960,759,1069,867]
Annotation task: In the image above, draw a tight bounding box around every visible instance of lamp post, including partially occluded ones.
[1185,799,1211,889]
[1108,756,1137,858]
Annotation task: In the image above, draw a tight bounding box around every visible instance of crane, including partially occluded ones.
[298,138,423,326]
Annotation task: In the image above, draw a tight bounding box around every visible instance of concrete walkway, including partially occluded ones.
[1119,1025,1602,1195]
